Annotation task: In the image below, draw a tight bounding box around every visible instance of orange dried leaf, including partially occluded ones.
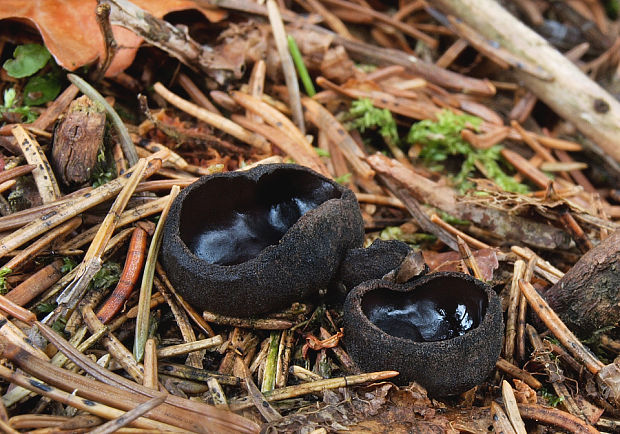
[0,0,226,76]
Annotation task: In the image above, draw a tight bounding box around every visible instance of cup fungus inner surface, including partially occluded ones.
[361,276,488,342]
[178,169,342,265]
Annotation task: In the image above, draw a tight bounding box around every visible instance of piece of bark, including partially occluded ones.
[52,95,105,186]
[433,0,620,164]
[544,229,620,337]
[367,154,571,250]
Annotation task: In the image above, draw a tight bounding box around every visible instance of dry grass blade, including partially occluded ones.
[236,357,282,422]
[301,97,374,179]
[155,263,215,337]
[55,158,149,319]
[12,125,61,203]
[232,114,328,176]
[0,193,84,232]
[84,158,148,264]
[502,380,527,434]
[229,370,399,410]
[230,91,312,153]
[81,306,144,383]
[511,246,563,283]
[156,335,223,359]
[30,323,259,432]
[60,195,168,251]
[0,363,177,431]
[154,277,204,367]
[134,185,180,362]
[0,152,165,259]
[491,402,517,434]
[266,0,305,134]
[89,394,167,434]
[4,216,81,272]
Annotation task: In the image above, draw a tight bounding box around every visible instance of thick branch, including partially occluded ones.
[544,229,620,336]
[433,0,620,164]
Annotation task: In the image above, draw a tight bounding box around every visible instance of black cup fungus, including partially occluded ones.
[343,272,503,396]
[161,164,364,317]
[337,239,413,289]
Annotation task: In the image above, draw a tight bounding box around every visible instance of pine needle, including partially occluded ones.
[133,185,180,362]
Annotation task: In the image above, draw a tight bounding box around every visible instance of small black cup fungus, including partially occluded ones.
[343,272,503,396]
[161,164,364,317]
[337,239,413,289]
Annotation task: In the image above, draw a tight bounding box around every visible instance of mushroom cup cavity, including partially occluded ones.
[161,164,364,317]
[343,272,503,396]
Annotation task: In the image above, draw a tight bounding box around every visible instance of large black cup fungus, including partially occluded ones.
[343,272,503,396]
[161,164,364,317]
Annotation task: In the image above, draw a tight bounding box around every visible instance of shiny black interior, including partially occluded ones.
[179,169,341,265]
[362,276,488,342]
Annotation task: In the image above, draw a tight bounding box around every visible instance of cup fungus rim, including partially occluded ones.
[348,272,498,348]
[167,163,356,270]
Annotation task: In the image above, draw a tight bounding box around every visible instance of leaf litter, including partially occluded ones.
[0,0,619,432]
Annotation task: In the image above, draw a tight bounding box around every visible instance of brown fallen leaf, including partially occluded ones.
[513,379,538,404]
[423,248,499,281]
[0,0,226,76]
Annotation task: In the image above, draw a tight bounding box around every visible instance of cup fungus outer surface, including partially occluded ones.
[161,163,364,317]
[343,272,503,396]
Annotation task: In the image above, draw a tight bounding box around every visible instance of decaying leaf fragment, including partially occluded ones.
[0,0,226,76]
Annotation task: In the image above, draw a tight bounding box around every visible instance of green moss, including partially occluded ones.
[406,110,529,194]
[91,262,121,291]
[540,386,564,407]
[348,98,399,146]
[0,267,11,295]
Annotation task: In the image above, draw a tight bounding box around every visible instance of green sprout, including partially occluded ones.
[3,44,51,78]
[2,44,62,107]
[288,35,316,97]
[91,148,115,187]
[313,147,330,158]
[540,386,564,407]
[1,88,38,123]
[334,173,352,185]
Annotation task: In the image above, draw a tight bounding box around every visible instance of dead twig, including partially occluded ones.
[12,126,61,203]
[520,280,604,374]
[154,82,270,152]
